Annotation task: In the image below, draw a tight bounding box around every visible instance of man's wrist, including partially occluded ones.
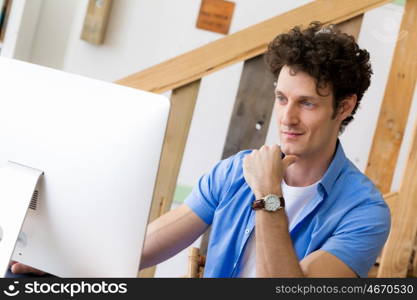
[254,189,282,199]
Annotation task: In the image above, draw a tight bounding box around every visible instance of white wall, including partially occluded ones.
[29,0,79,69]
[17,0,417,276]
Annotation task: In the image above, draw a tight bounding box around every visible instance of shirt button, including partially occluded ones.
[245,229,250,234]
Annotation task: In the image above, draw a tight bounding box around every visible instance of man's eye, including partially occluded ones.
[301,101,314,108]
[275,95,286,103]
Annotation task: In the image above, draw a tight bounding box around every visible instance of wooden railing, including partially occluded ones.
[368,0,417,277]
[116,0,417,278]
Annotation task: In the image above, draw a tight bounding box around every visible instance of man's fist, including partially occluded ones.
[243,145,297,198]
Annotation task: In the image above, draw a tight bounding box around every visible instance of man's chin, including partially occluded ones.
[280,144,300,157]
[280,145,292,156]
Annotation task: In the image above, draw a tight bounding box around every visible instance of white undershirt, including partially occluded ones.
[237,179,320,277]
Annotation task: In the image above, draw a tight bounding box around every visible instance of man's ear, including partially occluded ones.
[337,94,357,121]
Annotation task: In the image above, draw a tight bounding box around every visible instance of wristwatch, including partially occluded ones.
[252,194,285,212]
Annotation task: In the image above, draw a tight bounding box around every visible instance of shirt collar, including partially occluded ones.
[319,140,348,196]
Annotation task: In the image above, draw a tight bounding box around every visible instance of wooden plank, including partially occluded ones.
[368,192,399,277]
[378,119,417,277]
[139,80,201,278]
[365,0,417,194]
[221,55,276,158]
[186,247,200,278]
[116,0,389,93]
[412,233,417,277]
[199,55,276,255]
[335,14,363,40]
[81,0,113,45]
[383,191,399,219]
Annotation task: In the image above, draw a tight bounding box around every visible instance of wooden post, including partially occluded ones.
[412,235,417,277]
[187,247,200,278]
[365,0,417,194]
[408,235,417,277]
[368,192,398,277]
[366,0,417,277]
[378,117,417,277]
[139,80,201,278]
[382,192,400,217]
[335,14,363,40]
[221,55,276,158]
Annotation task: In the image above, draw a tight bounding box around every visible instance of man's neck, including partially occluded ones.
[284,140,338,187]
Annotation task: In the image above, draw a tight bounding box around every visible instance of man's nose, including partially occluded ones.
[280,102,299,126]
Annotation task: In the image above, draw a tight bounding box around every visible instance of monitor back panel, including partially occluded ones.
[0,57,169,277]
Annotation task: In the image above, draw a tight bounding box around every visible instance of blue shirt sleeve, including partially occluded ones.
[321,200,391,277]
[184,151,250,225]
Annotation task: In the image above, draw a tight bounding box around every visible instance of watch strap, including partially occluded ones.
[252,199,265,210]
[251,195,285,210]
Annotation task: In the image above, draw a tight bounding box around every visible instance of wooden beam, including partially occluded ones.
[378,119,417,277]
[221,55,276,158]
[335,14,363,41]
[368,192,400,277]
[412,234,417,277]
[186,247,200,278]
[139,80,201,278]
[365,0,417,194]
[116,0,389,93]
[383,191,399,217]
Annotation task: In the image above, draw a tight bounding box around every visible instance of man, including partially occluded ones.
[11,22,390,278]
[138,22,390,278]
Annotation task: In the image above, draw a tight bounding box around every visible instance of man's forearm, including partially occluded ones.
[255,209,304,277]
[139,204,208,270]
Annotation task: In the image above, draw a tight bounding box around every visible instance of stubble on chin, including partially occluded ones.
[280,143,291,156]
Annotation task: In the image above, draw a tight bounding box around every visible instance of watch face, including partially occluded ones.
[264,195,280,211]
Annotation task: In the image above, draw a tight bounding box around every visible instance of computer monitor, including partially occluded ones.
[0,57,170,277]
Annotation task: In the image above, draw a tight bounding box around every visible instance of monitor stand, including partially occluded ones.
[0,161,43,277]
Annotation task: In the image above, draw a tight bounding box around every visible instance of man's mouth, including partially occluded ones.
[282,131,303,138]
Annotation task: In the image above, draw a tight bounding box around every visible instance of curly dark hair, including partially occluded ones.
[264,21,372,133]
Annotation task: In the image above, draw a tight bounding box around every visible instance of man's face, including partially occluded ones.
[275,65,341,159]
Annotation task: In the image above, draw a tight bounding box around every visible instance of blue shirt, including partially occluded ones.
[184,142,391,278]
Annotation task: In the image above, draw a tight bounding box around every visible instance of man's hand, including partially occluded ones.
[243,145,297,198]
[9,261,46,275]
